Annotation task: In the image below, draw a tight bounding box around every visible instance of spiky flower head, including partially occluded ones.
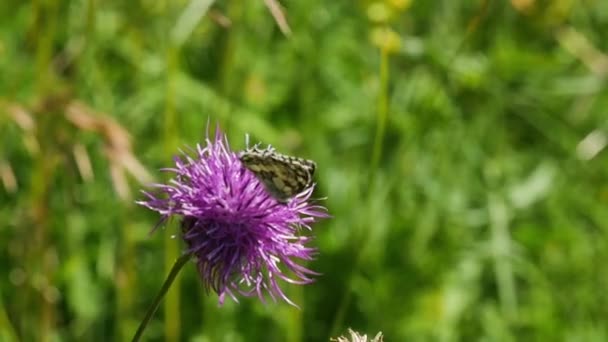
[331,329,384,342]
[138,128,327,306]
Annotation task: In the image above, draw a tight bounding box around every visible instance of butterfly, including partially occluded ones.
[239,145,316,202]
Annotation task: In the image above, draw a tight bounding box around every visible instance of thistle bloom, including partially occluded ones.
[137,129,327,306]
[331,329,384,342]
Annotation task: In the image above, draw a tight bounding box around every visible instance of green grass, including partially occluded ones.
[2,0,608,341]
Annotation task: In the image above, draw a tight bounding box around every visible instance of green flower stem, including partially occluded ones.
[331,44,391,338]
[369,45,390,183]
[131,253,191,342]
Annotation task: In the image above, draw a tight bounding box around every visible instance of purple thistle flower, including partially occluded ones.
[137,128,328,306]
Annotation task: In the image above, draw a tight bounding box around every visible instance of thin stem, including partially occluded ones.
[131,253,192,342]
[331,45,391,337]
[488,194,517,318]
[369,46,390,183]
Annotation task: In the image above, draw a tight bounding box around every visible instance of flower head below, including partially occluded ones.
[137,128,328,306]
[331,329,384,342]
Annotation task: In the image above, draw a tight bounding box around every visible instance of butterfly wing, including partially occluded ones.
[240,149,315,202]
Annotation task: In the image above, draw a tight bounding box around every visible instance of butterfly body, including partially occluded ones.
[239,146,316,202]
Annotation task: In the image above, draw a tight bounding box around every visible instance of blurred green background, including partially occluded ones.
[2,0,608,341]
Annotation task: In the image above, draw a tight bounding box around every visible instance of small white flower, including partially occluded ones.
[331,328,384,342]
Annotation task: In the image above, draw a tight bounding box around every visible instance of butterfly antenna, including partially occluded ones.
[245,133,250,149]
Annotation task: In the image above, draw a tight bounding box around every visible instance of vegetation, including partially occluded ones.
[2,0,608,341]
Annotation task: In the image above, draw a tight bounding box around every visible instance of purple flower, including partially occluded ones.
[137,128,328,306]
